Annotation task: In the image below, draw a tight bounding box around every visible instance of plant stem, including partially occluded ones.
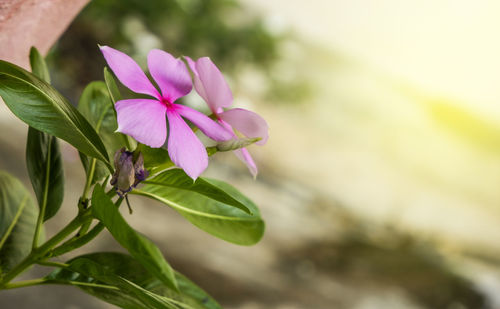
[76,217,93,237]
[37,260,69,268]
[49,197,121,257]
[49,223,104,257]
[2,278,47,289]
[2,278,119,291]
[81,158,97,203]
[65,281,120,290]
[32,138,52,249]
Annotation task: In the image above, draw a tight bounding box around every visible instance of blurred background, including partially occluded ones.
[2,0,500,308]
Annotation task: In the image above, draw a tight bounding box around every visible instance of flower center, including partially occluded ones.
[160,97,173,108]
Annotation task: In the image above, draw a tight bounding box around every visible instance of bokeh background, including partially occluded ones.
[2,0,500,308]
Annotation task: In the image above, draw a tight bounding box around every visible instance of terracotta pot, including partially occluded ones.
[0,0,89,69]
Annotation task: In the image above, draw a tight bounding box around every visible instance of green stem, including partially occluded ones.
[49,197,121,258]
[2,278,47,289]
[76,218,93,237]
[81,158,97,203]
[2,278,119,291]
[65,281,120,290]
[0,211,90,286]
[32,138,52,249]
[80,104,112,198]
[37,260,69,268]
[49,223,104,257]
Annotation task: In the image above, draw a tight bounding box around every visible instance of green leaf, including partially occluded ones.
[29,46,51,83]
[26,46,64,222]
[0,60,111,170]
[133,175,264,245]
[136,143,174,174]
[144,169,251,214]
[91,185,178,291]
[78,152,109,186]
[48,258,175,309]
[47,252,221,309]
[136,144,217,176]
[26,128,64,221]
[0,171,38,274]
[104,66,136,150]
[103,67,121,110]
[78,81,127,159]
[77,81,127,183]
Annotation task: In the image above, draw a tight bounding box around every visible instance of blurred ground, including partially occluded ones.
[0,104,491,309]
[3,0,500,308]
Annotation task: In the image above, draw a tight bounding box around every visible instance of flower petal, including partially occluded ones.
[173,104,232,141]
[234,148,258,178]
[185,56,232,113]
[218,108,269,145]
[100,46,160,99]
[166,110,208,180]
[217,119,259,177]
[115,99,167,148]
[184,56,209,107]
[148,49,192,103]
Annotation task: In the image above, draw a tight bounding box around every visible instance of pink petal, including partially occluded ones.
[218,108,269,145]
[115,99,167,148]
[185,56,232,113]
[234,148,258,178]
[148,49,192,103]
[166,110,208,180]
[185,56,209,109]
[100,46,160,99]
[173,104,232,141]
[217,119,259,177]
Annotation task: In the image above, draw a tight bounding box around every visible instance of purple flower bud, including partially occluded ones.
[111,148,149,196]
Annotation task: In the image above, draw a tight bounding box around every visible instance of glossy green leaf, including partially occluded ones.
[0,60,111,170]
[78,81,127,159]
[29,47,51,83]
[47,252,221,309]
[26,128,64,221]
[78,152,109,186]
[29,46,50,83]
[133,176,264,245]
[0,171,38,274]
[135,143,174,174]
[77,81,126,183]
[103,67,121,110]
[26,46,64,222]
[91,185,178,291]
[47,258,175,309]
[136,144,217,175]
[103,67,136,150]
[144,169,251,214]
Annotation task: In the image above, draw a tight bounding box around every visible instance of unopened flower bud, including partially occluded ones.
[110,148,149,196]
[215,137,262,152]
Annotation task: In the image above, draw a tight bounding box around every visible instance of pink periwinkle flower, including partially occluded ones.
[185,56,269,177]
[100,46,232,180]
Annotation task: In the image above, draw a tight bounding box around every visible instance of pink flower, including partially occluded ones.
[185,56,269,177]
[100,46,232,180]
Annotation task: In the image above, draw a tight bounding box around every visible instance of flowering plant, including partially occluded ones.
[0,46,267,308]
